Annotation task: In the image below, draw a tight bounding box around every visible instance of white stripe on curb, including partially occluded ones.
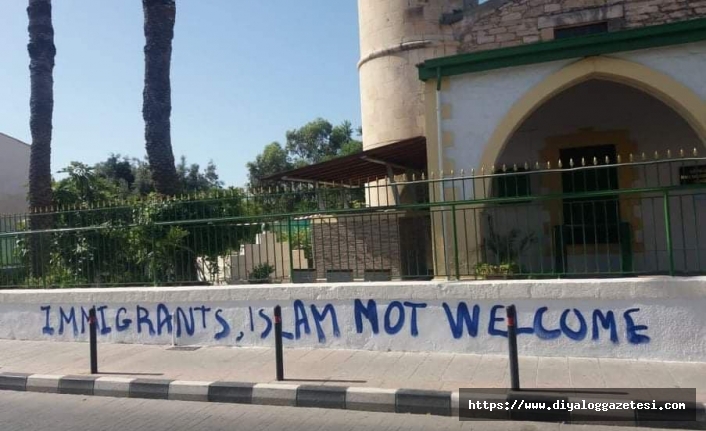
[168,380,212,402]
[251,383,298,406]
[345,387,397,412]
[26,374,63,394]
[93,377,134,397]
[451,391,460,417]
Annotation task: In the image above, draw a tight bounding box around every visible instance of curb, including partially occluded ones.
[1,372,705,428]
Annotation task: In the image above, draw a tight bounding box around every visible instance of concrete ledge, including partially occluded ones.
[2,277,704,303]
[396,389,452,416]
[635,402,706,427]
[346,387,397,412]
[26,374,62,394]
[129,378,172,400]
[94,377,133,397]
[451,391,460,417]
[507,391,570,423]
[464,391,510,420]
[566,395,636,423]
[0,373,29,391]
[58,375,96,396]
[297,385,346,410]
[1,372,705,429]
[208,382,254,404]
[251,383,297,406]
[168,380,211,402]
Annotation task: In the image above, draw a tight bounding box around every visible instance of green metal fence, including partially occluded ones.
[1,154,705,288]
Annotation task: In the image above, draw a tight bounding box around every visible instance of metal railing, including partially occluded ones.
[1,154,705,288]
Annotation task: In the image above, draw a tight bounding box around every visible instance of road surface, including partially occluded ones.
[0,391,668,431]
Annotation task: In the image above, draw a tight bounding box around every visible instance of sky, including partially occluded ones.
[0,1,362,187]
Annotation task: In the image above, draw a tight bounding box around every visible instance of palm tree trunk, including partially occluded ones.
[27,0,56,280]
[142,0,180,196]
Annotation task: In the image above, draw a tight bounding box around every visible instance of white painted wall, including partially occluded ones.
[0,278,704,362]
[613,42,706,101]
[0,132,30,215]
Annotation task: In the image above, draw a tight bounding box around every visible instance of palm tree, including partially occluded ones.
[142,0,180,196]
[27,0,56,278]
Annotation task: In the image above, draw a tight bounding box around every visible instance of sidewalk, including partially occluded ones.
[1,339,705,401]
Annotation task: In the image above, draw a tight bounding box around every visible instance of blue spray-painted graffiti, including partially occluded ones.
[39,301,650,346]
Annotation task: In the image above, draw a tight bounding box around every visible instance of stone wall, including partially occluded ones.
[453,0,706,53]
[311,213,404,280]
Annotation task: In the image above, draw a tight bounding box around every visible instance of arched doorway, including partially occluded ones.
[480,77,705,275]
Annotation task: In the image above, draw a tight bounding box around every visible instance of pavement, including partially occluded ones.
[0,391,670,431]
[1,340,705,428]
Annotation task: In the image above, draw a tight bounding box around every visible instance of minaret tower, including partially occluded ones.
[358,0,461,150]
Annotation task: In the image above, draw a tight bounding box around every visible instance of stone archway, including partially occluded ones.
[478,56,706,171]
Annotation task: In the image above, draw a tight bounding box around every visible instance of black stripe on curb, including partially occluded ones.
[462,391,510,420]
[568,402,636,423]
[0,373,29,392]
[396,389,452,416]
[297,385,347,410]
[58,375,97,396]
[635,401,706,429]
[507,392,571,423]
[208,382,254,404]
[129,379,173,400]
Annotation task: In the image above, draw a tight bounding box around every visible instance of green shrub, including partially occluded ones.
[248,263,274,284]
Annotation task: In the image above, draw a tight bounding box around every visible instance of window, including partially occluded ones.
[494,167,531,199]
[560,145,620,244]
[554,22,608,40]
[679,165,706,185]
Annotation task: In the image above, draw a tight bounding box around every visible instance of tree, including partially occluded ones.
[142,0,180,196]
[339,140,363,157]
[16,156,244,287]
[26,0,56,278]
[246,142,292,186]
[94,154,136,192]
[93,154,223,198]
[285,118,361,165]
[176,156,224,192]
[248,119,362,184]
[131,158,155,196]
[55,162,115,205]
[246,119,364,213]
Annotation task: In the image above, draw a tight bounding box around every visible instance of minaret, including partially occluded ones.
[358,0,461,150]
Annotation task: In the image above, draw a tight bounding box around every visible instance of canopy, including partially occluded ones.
[262,136,427,185]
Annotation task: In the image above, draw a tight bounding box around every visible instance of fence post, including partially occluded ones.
[287,216,294,282]
[451,204,461,280]
[274,305,284,381]
[89,306,98,374]
[41,231,47,289]
[506,305,520,390]
[151,227,158,287]
[663,190,675,276]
